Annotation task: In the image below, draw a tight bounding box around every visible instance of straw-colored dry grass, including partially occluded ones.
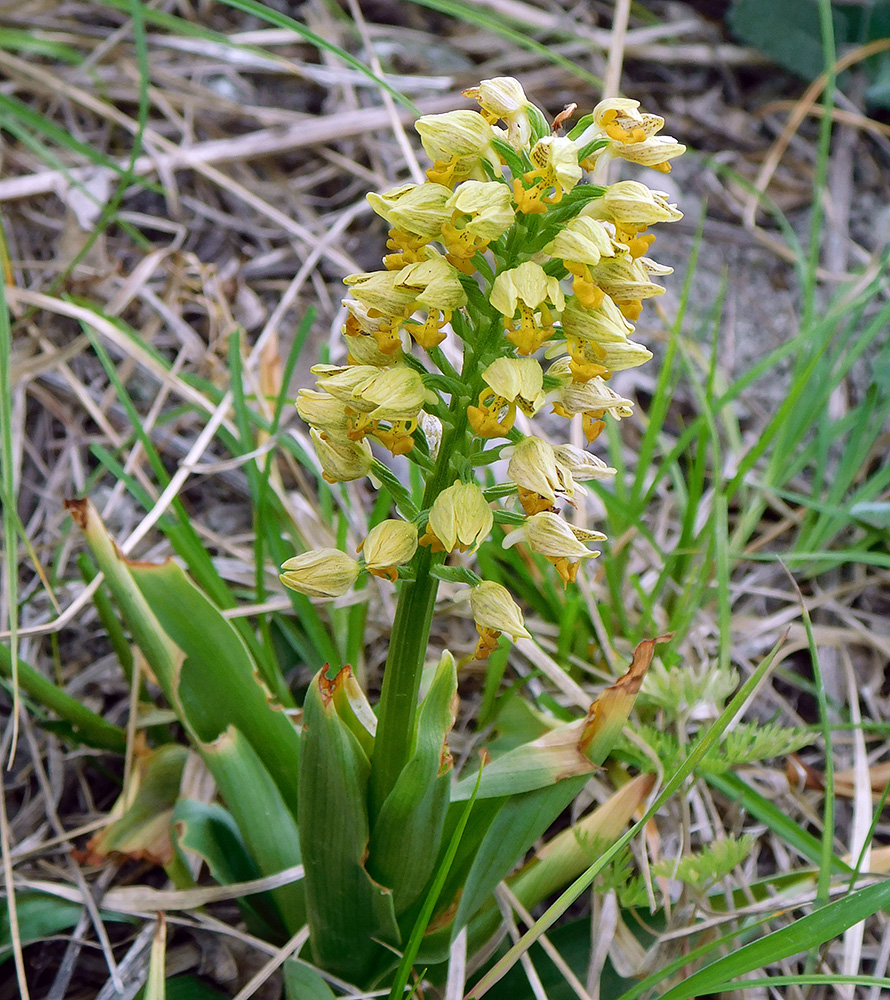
[3,1,890,998]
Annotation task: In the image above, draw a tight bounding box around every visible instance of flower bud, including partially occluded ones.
[280,549,360,598]
[423,481,493,553]
[468,581,531,641]
[361,519,418,581]
[310,429,373,483]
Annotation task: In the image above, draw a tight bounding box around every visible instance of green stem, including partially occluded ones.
[369,307,502,817]
[369,420,461,819]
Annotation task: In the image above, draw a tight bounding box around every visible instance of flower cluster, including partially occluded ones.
[282,79,683,660]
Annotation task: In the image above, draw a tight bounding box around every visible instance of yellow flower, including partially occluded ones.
[312,364,427,422]
[490,261,565,355]
[445,180,515,244]
[343,329,402,367]
[513,136,581,214]
[415,110,499,187]
[296,389,349,434]
[310,429,373,483]
[468,580,530,639]
[543,216,619,267]
[420,481,493,553]
[504,511,605,586]
[550,368,636,441]
[587,254,671,321]
[463,76,534,149]
[591,98,665,144]
[366,182,452,240]
[467,357,545,438]
[507,436,574,514]
[342,298,404,357]
[561,294,633,345]
[343,269,418,317]
[280,549,360,598]
[585,180,682,227]
[360,520,419,582]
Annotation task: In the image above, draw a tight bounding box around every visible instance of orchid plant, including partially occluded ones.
[277,78,684,982]
[72,78,685,994]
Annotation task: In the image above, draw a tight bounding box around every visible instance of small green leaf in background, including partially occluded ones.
[727,0,890,108]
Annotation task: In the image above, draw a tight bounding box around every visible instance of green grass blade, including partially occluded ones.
[653,877,890,1000]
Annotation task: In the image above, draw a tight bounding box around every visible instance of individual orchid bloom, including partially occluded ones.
[561,293,634,346]
[507,436,575,515]
[360,520,419,582]
[442,180,515,268]
[544,216,620,267]
[467,579,532,660]
[550,369,635,442]
[394,254,468,350]
[587,254,672,321]
[312,364,427,423]
[585,180,683,228]
[513,136,582,214]
[310,429,374,483]
[343,269,419,317]
[564,335,653,386]
[344,330,403,368]
[296,389,349,434]
[366,182,453,241]
[342,298,405,357]
[591,98,665,145]
[544,216,624,308]
[504,510,605,586]
[463,76,536,149]
[280,549,360,598]
[608,133,686,173]
[467,357,545,438]
[490,261,565,355]
[415,109,500,187]
[420,481,493,553]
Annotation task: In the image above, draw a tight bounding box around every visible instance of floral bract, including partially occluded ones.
[284,77,682,658]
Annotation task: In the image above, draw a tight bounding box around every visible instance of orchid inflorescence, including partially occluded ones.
[282,78,683,662]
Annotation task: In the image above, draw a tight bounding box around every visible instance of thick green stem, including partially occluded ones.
[370,311,503,818]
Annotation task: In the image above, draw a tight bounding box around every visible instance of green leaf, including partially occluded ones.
[298,667,399,983]
[727,0,841,81]
[171,800,281,939]
[283,961,337,1000]
[369,651,457,915]
[128,558,303,818]
[201,727,304,937]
